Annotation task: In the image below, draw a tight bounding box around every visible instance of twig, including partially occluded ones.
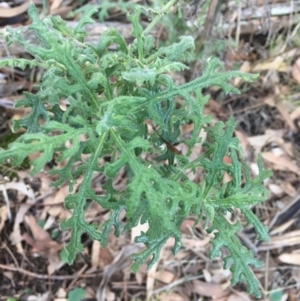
[67,264,88,290]
[0,263,102,280]
[149,274,204,296]
[1,243,19,268]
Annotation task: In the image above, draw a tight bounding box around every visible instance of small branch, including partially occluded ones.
[0,263,102,280]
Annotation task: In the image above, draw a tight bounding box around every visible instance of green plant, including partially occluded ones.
[0,2,271,297]
[68,0,139,22]
[67,287,85,301]
[70,0,233,61]
[70,0,195,55]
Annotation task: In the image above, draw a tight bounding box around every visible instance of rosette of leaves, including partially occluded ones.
[0,4,271,297]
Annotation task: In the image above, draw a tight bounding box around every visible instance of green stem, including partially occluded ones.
[110,129,139,173]
[143,0,179,36]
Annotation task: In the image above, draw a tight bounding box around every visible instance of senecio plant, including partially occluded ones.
[0,2,271,297]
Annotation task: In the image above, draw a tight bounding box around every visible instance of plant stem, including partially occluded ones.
[143,0,179,36]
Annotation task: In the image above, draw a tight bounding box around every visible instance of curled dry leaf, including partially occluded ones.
[23,215,63,256]
[21,225,64,274]
[4,181,35,199]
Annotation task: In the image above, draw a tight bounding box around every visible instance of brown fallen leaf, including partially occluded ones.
[98,246,114,269]
[23,215,63,257]
[270,219,296,236]
[259,230,300,251]
[180,218,195,233]
[253,56,287,73]
[181,236,211,249]
[281,181,297,197]
[247,129,285,156]
[275,100,297,132]
[50,0,64,11]
[227,292,252,301]
[261,152,300,175]
[25,215,51,241]
[0,1,30,18]
[158,292,186,301]
[155,270,175,284]
[278,252,300,266]
[192,280,225,298]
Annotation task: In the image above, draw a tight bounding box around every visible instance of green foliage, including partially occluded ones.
[0,3,271,297]
[69,0,138,21]
[69,0,229,59]
[269,290,283,301]
[59,248,69,264]
[67,287,85,301]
